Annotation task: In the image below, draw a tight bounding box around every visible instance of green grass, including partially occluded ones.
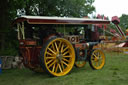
[0,52,128,85]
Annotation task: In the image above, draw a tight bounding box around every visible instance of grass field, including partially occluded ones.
[0,52,128,85]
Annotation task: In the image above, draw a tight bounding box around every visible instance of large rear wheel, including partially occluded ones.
[40,37,75,76]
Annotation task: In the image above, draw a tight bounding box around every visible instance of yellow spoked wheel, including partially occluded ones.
[89,49,105,70]
[40,38,75,76]
[75,61,86,68]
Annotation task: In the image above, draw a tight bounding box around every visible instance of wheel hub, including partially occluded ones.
[56,52,63,63]
[94,56,99,62]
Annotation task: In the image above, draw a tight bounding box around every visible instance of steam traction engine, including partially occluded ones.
[12,16,110,76]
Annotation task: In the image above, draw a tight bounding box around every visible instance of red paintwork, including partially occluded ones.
[123,42,128,47]
[115,24,125,37]
[19,40,42,68]
[19,35,56,69]
[75,43,88,48]
[28,19,110,25]
[20,46,42,68]
[112,16,120,24]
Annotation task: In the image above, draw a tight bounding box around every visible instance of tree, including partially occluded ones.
[0,0,95,55]
[0,0,9,51]
[119,14,128,30]
[14,0,95,17]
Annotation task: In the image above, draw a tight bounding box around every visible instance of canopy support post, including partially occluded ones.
[17,22,25,40]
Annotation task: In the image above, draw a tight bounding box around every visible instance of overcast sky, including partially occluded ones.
[93,0,128,19]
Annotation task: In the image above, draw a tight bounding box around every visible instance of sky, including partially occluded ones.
[93,0,128,19]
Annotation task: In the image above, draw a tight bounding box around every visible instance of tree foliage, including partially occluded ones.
[119,14,128,30]
[12,0,95,17]
[0,0,95,55]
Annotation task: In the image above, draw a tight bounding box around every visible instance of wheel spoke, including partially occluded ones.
[63,51,70,56]
[61,61,64,70]
[91,57,96,65]
[61,43,64,53]
[46,59,54,65]
[100,58,103,64]
[46,57,56,59]
[98,60,101,66]
[62,58,69,62]
[52,43,56,52]
[47,47,56,55]
[58,64,63,72]
[58,41,62,50]
[97,52,100,57]
[96,61,98,66]
[63,55,71,58]
[62,46,69,53]
[62,61,69,67]
[55,63,59,73]
[93,61,97,66]
[55,42,59,52]
[91,59,95,62]
[48,60,56,68]
[52,64,55,72]
[93,53,97,58]
[46,52,53,56]
[99,55,103,60]
[91,55,95,60]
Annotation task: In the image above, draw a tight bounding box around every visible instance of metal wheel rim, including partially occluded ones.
[91,49,105,69]
[44,38,75,76]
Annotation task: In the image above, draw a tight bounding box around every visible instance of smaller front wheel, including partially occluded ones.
[89,49,105,70]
